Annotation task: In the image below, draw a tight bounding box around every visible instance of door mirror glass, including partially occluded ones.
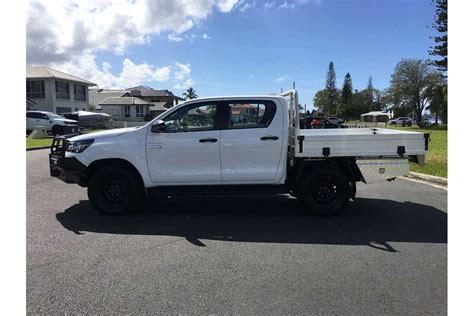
[151,120,166,133]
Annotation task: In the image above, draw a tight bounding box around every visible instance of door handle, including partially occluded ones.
[199,138,218,143]
[260,136,279,141]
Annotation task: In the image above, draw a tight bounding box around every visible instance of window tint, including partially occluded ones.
[26,81,45,98]
[41,114,49,120]
[55,81,70,100]
[124,105,131,118]
[163,103,217,132]
[74,84,86,101]
[136,105,144,118]
[227,101,276,129]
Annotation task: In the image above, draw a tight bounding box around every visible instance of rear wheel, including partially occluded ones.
[88,165,144,215]
[300,167,351,216]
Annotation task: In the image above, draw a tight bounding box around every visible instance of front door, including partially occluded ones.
[146,102,222,185]
[26,112,49,131]
[219,100,284,183]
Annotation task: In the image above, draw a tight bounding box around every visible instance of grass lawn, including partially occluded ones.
[387,126,447,178]
[26,137,54,148]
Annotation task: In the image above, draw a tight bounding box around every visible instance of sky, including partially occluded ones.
[26,0,437,108]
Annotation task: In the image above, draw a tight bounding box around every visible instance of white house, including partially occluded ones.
[99,97,152,122]
[360,111,391,122]
[26,66,97,114]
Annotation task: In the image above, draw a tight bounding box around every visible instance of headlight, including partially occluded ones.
[66,139,94,153]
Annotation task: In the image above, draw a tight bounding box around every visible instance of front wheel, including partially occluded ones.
[88,165,144,215]
[300,167,351,216]
[51,125,62,136]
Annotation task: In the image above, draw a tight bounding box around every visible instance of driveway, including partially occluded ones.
[27,149,447,314]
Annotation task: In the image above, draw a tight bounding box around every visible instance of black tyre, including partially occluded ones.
[300,167,351,216]
[87,165,144,215]
[51,125,62,136]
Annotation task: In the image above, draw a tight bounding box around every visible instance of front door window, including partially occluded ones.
[163,103,217,132]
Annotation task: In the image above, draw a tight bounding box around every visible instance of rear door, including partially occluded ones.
[219,99,284,183]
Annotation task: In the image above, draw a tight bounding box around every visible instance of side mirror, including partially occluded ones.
[151,120,166,133]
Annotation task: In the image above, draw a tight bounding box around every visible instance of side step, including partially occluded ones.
[148,184,289,196]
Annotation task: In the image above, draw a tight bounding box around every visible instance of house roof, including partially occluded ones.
[89,88,128,107]
[99,97,151,106]
[149,102,168,112]
[26,66,96,86]
[125,85,184,99]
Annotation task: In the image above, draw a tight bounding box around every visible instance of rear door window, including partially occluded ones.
[226,101,276,129]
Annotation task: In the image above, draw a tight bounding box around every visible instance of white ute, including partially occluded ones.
[49,90,429,215]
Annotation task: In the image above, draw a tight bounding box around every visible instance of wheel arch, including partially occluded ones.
[86,158,145,189]
[290,157,364,189]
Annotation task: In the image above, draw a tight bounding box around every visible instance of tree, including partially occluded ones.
[325,62,338,115]
[429,0,447,74]
[367,76,374,91]
[341,73,353,106]
[389,59,443,125]
[183,87,198,100]
[313,89,330,113]
[428,84,447,125]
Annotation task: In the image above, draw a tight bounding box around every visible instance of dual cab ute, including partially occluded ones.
[50,90,429,216]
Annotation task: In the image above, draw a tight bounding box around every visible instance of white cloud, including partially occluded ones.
[274,76,287,83]
[238,1,254,12]
[278,0,317,10]
[263,2,275,10]
[49,54,190,89]
[202,33,211,40]
[217,0,240,12]
[27,0,240,65]
[174,62,191,80]
[185,33,199,42]
[153,66,171,82]
[26,0,239,90]
[174,78,196,89]
[279,1,295,10]
[167,34,183,42]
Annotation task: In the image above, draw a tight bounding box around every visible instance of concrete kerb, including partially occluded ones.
[406,171,447,186]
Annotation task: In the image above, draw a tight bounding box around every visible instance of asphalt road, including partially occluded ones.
[27,149,447,314]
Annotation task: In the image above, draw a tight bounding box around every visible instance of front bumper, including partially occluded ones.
[49,135,88,186]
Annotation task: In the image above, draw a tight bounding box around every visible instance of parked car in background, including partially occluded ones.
[62,111,113,130]
[26,111,78,135]
[419,118,443,128]
[301,117,347,129]
[388,117,413,126]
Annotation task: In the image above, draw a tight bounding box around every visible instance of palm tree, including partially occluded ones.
[183,87,198,100]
